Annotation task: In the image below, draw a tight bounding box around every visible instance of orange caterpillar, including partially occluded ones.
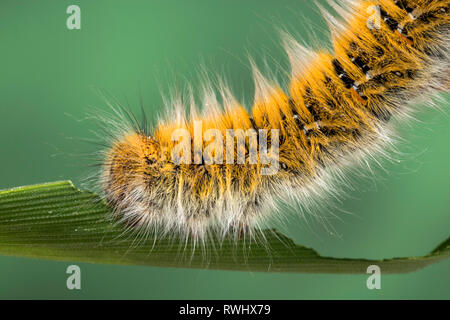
[100,0,449,241]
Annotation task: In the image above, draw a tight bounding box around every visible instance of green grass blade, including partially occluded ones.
[0,181,448,274]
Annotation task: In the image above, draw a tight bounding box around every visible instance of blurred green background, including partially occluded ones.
[0,0,449,299]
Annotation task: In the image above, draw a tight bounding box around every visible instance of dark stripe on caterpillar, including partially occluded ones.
[393,0,415,14]
[332,59,355,89]
[303,88,321,122]
[379,6,415,45]
[331,59,368,102]
[379,7,400,32]
[350,55,371,74]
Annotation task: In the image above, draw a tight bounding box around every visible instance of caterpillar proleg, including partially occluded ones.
[99,0,449,243]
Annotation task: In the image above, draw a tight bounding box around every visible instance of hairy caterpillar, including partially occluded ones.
[98,0,449,243]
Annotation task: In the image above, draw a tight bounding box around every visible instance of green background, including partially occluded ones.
[0,0,449,299]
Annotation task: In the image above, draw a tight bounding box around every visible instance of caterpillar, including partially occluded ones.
[98,0,449,243]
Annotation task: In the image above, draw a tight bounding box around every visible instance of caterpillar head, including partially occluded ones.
[102,132,175,223]
[102,129,223,237]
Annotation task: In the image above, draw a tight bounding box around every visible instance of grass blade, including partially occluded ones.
[0,181,448,274]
